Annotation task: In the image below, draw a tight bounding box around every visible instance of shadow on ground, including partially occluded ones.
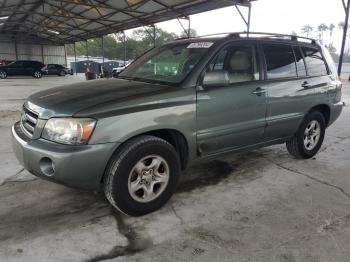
[0,150,267,261]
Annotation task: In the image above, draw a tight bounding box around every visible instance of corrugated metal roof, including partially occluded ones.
[0,0,254,44]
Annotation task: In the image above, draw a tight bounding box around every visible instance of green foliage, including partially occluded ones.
[66,28,178,61]
[180,29,198,38]
[301,25,313,37]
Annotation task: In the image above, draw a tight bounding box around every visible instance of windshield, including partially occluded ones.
[119,42,213,84]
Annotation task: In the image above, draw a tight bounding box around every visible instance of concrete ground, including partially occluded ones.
[1,75,350,262]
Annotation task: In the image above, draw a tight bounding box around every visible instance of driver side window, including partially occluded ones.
[208,44,259,84]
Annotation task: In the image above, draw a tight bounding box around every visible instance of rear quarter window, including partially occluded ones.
[301,47,328,76]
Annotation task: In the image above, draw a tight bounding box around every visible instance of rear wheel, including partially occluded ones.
[0,70,7,79]
[104,135,181,216]
[33,70,42,78]
[286,111,326,159]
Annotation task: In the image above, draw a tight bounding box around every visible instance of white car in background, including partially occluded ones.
[112,61,132,77]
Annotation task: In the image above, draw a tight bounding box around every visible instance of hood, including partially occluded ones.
[26,78,172,119]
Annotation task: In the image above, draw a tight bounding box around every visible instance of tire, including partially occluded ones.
[104,135,181,216]
[286,111,326,159]
[33,70,42,78]
[59,70,66,76]
[0,70,7,79]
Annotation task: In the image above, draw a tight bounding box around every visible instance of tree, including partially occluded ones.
[180,28,198,38]
[317,23,328,44]
[301,25,313,38]
[65,28,179,61]
[338,21,350,55]
[327,23,335,46]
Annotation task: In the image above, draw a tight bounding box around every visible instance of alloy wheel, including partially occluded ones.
[303,120,321,151]
[0,71,6,79]
[128,155,170,203]
[34,71,42,78]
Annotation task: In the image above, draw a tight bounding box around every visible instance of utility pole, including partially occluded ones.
[338,0,350,76]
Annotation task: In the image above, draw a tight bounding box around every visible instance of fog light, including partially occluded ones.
[40,157,55,176]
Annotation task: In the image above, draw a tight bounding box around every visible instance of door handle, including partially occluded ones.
[252,87,266,96]
[302,81,312,89]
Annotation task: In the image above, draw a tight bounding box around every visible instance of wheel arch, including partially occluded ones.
[309,104,330,126]
[100,128,190,185]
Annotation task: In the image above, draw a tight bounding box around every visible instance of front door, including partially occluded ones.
[196,42,267,156]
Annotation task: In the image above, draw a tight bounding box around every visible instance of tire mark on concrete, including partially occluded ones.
[87,207,153,262]
[268,159,350,199]
[0,168,26,186]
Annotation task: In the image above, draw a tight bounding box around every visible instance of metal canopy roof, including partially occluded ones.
[0,0,253,44]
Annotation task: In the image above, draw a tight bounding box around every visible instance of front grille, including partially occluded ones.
[21,106,39,137]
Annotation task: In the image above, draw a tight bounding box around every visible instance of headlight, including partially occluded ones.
[42,118,96,145]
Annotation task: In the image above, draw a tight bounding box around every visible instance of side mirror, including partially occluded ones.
[202,71,230,88]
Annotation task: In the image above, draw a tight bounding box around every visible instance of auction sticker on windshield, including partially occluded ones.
[187,42,213,48]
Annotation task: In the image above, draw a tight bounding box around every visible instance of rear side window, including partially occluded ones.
[22,61,33,67]
[301,47,328,76]
[263,44,297,79]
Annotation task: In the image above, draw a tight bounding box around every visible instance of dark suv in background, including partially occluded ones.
[0,60,46,79]
[47,64,73,76]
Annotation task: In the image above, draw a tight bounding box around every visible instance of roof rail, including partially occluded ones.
[175,31,317,44]
[175,32,235,41]
[226,32,317,44]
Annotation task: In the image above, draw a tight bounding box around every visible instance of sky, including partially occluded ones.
[127,0,346,53]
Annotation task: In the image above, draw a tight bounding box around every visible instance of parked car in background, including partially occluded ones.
[46,64,73,76]
[112,62,132,77]
[12,33,343,216]
[0,60,46,79]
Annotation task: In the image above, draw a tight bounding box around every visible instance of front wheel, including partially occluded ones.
[286,111,326,159]
[59,70,66,76]
[33,70,42,78]
[0,70,7,79]
[104,135,181,216]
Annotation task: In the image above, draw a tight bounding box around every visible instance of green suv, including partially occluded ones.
[12,33,343,216]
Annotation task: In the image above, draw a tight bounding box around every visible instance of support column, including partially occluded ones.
[64,44,68,67]
[101,36,105,66]
[247,4,251,33]
[153,25,156,47]
[14,39,18,60]
[188,16,191,38]
[338,0,350,76]
[86,40,89,61]
[74,42,77,75]
[123,31,127,66]
[41,45,45,64]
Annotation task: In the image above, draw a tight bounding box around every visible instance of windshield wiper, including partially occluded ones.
[119,75,172,85]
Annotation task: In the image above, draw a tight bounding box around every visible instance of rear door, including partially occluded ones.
[47,64,58,75]
[300,46,334,105]
[196,41,267,156]
[259,42,315,141]
[22,61,35,75]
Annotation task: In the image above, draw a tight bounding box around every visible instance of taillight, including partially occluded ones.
[336,75,343,93]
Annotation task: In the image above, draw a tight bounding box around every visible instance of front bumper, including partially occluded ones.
[11,122,119,190]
